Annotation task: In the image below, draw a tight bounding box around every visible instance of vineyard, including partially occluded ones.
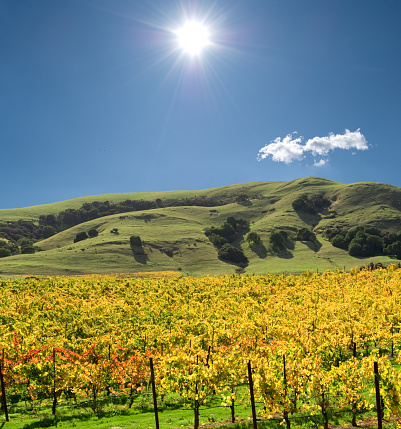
[1,269,401,428]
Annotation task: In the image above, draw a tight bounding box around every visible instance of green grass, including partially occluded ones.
[1,176,401,276]
[1,395,396,429]
[0,387,255,429]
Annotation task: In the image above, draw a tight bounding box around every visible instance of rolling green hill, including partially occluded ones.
[1,176,401,276]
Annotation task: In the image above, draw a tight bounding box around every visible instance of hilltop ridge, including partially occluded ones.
[1,177,401,276]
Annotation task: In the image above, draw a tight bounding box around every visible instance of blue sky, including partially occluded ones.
[1,0,401,209]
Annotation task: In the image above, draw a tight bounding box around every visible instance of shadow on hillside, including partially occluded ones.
[219,257,249,269]
[294,210,322,228]
[250,243,268,258]
[285,239,295,250]
[237,199,253,207]
[303,240,322,253]
[275,248,293,259]
[131,250,148,264]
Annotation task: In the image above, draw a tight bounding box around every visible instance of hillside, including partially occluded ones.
[1,177,401,276]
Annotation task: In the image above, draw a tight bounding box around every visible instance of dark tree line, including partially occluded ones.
[0,220,56,243]
[292,194,331,214]
[330,226,401,258]
[38,194,257,232]
[0,221,56,256]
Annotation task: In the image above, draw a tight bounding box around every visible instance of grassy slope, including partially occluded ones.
[1,177,401,276]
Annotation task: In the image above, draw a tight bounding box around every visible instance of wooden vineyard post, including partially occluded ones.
[194,355,200,429]
[0,349,9,422]
[206,345,211,367]
[230,386,235,423]
[107,344,111,397]
[283,355,290,429]
[247,360,258,429]
[351,343,357,426]
[374,362,383,429]
[149,357,160,429]
[52,348,57,415]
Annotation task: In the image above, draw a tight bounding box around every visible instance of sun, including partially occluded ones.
[176,21,210,56]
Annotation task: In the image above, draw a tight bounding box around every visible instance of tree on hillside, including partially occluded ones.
[18,237,35,254]
[0,248,11,258]
[209,234,228,249]
[226,216,237,229]
[292,194,316,214]
[296,228,316,242]
[130,235,145,255]
[385,241,401,259]
[88,229,98,238]
[218,244,248,265]
[130,236,142,247]
[205,223,235,241]
[331,234,348,250]
[246,232,261,245]
[42,225,56,238]
[270,231,285,249]
[74,231,88,243]
[348,232,384,257]
[292,194,330,214]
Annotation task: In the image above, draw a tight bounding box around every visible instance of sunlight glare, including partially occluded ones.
[176,21,210,56]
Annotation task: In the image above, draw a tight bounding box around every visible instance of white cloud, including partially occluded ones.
[313,159,327,167]
[304,129,368,156]
[257,132,304,164]
[257,129,368,164]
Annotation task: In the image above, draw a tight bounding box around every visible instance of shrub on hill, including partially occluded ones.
[0,248,11,258]
[0,240,18,256]
[246,231,261,245]
[21,245,35,254]
[268,230,293,254]
[130,235,142,247]
[18,238,35,254]
[292,194,330,214]
[205,222,236,241]
[74,232,88,243]
[296,228,317,242]
[130,235,145,255]
[42,225,56,238]
[269,231,286,249]
[88,228,98,238]
[209,234,228,249]
[236,193,250,204]
[205,217,249,245]
[385,241,401,259]
[218,243,248,264]
[331,234,348,250]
